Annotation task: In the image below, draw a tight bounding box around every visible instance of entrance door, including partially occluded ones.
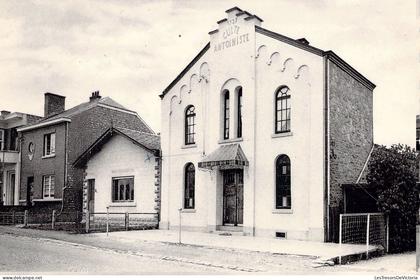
[26,176,34,206]
[6,172,15,205]
[87,179,95,212]
[223,170,243,226]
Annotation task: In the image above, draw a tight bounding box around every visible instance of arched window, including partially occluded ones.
[184,163,195,209]
[237,87,242,138]
[275,86,291,133]
[276,155,291,209]
[185,105,196,145]
[223,91,230,139]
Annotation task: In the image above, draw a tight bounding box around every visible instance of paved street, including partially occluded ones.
[0,226,416,274]
[0,232,230,274]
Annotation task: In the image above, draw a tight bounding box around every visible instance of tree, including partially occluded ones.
[366,144,419,253]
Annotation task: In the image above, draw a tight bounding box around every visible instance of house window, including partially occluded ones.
[185,105,196,145]
[184,163,195,209]
[223,91,230,139]
[276,155,291,209]
[43,175,55,198]
[237,87,242,138]
[0,129,4,151]
[43,133,56,156]
[112,176,134,202]
[275,86,291,133]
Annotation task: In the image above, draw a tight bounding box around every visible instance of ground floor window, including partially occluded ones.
[276,155,291,209]
[43,175,55,198]
[112,176,134,202]
[184,163,195,209]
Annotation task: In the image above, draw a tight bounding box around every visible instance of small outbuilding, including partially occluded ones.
[73,126,161,216]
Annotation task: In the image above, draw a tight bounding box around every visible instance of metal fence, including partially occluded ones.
[85,211,158,233]
[0,210,82,231]
[339,212,388,264]
[0,210,159,233]
[0,212,25,225]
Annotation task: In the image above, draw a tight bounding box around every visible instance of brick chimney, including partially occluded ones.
[0,111,10,118]
[89,91,101,102]
[44,92,65,118]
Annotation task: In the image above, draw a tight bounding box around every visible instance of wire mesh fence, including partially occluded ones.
[86,211,159,233]
[0,210,159,233]
[339,213,388,264]
[0,212,25,225]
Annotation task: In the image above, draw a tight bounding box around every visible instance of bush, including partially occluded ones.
[366,144,419,253]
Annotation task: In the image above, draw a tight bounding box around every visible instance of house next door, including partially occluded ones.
[223,169,243,226]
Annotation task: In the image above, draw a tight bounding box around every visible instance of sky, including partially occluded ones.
[0,0,418,147]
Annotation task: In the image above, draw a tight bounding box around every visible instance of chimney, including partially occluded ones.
[89,91,102,102]
[1,111,10,118]
[44,92,65,118]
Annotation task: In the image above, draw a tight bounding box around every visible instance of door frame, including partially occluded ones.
[222,169,244,226]
[87,179,95,213]
[6,171,16,205]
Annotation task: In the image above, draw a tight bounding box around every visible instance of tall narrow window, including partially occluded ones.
[237,88,242,138]
[276,155,291,209]
[223,91,230,139]
[184,163,195,209]
[185,105,196,145]
[275,86,291,133]
[43,175,55,198]
[43,133,56,156]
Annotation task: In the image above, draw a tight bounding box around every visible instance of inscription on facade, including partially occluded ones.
[214,17,250,52]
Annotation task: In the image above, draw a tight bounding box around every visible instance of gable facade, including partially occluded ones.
[160,7,374,242]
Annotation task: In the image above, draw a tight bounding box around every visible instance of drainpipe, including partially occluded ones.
[1,151,4,205]
[323,55,330,242]
[59,121,69,215]
[252,30,258,237]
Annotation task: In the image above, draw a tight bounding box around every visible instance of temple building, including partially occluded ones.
[159,7,375,242]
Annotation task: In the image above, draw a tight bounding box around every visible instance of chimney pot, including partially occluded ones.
[90,90,102,102]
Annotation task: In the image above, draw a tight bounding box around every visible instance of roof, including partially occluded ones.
[198,143,248,169]
[73,126,160,168]
[160,42,210,98]
[43,96,129,123]
[160,20,376,99]
[19,96,149,132]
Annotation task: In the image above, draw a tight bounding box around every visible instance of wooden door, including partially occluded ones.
[223,170,243,226]
[87,179,95,213]
[6,172,15,205]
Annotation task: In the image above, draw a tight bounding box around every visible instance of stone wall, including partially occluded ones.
[328,60,374,241]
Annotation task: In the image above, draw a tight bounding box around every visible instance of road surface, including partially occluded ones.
[0,226,415,274]
[0,233,229,274]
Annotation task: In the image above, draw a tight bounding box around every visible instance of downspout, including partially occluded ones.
[167,108,172,229]
[59,122,69,215]
[323,55,330,242]
[18,134,23,206]
[157,150,162,222]
[252,29,258,237]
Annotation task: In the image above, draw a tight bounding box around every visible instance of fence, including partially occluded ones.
[0,210,82,231]
[339,213,388,264]
[0,212,25,225]
[85,211,159,233]
[0,210,159,233]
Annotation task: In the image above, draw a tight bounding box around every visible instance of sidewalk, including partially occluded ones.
[91,229,382,263]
